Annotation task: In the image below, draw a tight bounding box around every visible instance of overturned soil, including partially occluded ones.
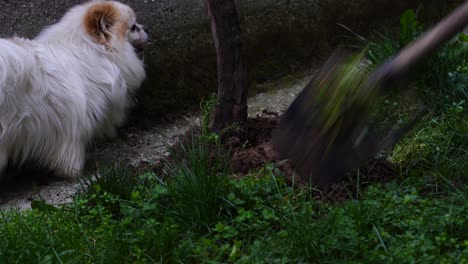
[231,117,399,202]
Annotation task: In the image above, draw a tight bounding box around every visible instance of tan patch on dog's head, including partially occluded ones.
[83,2,119,47]
[116,22,129,41]
[115,6,137,41]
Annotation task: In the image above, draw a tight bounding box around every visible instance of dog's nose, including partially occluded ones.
[143,26,150,34]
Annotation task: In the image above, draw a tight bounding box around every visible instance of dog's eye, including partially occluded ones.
[130,25,137,32]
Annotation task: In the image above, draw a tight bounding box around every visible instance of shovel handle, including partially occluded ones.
[373,1,468,86]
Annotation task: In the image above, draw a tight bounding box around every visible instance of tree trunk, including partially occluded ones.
[205,0,248,132]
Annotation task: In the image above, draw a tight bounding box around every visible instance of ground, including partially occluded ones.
[0,72,311,210]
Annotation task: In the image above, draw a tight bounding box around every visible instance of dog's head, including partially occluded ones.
[34,1,147,88]
[36,1,148,54]
[83,1,148,52]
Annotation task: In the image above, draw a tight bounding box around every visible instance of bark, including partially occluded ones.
[205,0,248,132]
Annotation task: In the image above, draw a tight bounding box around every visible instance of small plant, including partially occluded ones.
[79,165,138,201]
[200,94,217,136]
[199,94,240,146]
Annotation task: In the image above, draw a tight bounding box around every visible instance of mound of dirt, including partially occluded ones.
[226,117,298,182]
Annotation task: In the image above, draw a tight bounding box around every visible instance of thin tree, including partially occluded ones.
[205,0,248,132]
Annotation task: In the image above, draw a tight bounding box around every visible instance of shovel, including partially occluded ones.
[271,2,468,188]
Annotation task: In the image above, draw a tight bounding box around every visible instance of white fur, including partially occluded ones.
[0,1,146,179]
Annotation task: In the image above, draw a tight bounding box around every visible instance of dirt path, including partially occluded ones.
[0,72,312,211]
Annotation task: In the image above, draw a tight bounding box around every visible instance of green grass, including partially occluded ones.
[1,159,466,263]
[0,9,467,263]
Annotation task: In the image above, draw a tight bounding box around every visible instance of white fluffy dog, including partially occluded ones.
[0,1,147,180]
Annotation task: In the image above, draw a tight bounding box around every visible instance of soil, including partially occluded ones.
[228,117,293,176]
[228,116,399,202]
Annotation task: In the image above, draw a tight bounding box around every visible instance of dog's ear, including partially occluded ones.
[84,3,118,47]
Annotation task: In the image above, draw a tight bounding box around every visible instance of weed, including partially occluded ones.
[80,165,138,201]
[166,131,232,232]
